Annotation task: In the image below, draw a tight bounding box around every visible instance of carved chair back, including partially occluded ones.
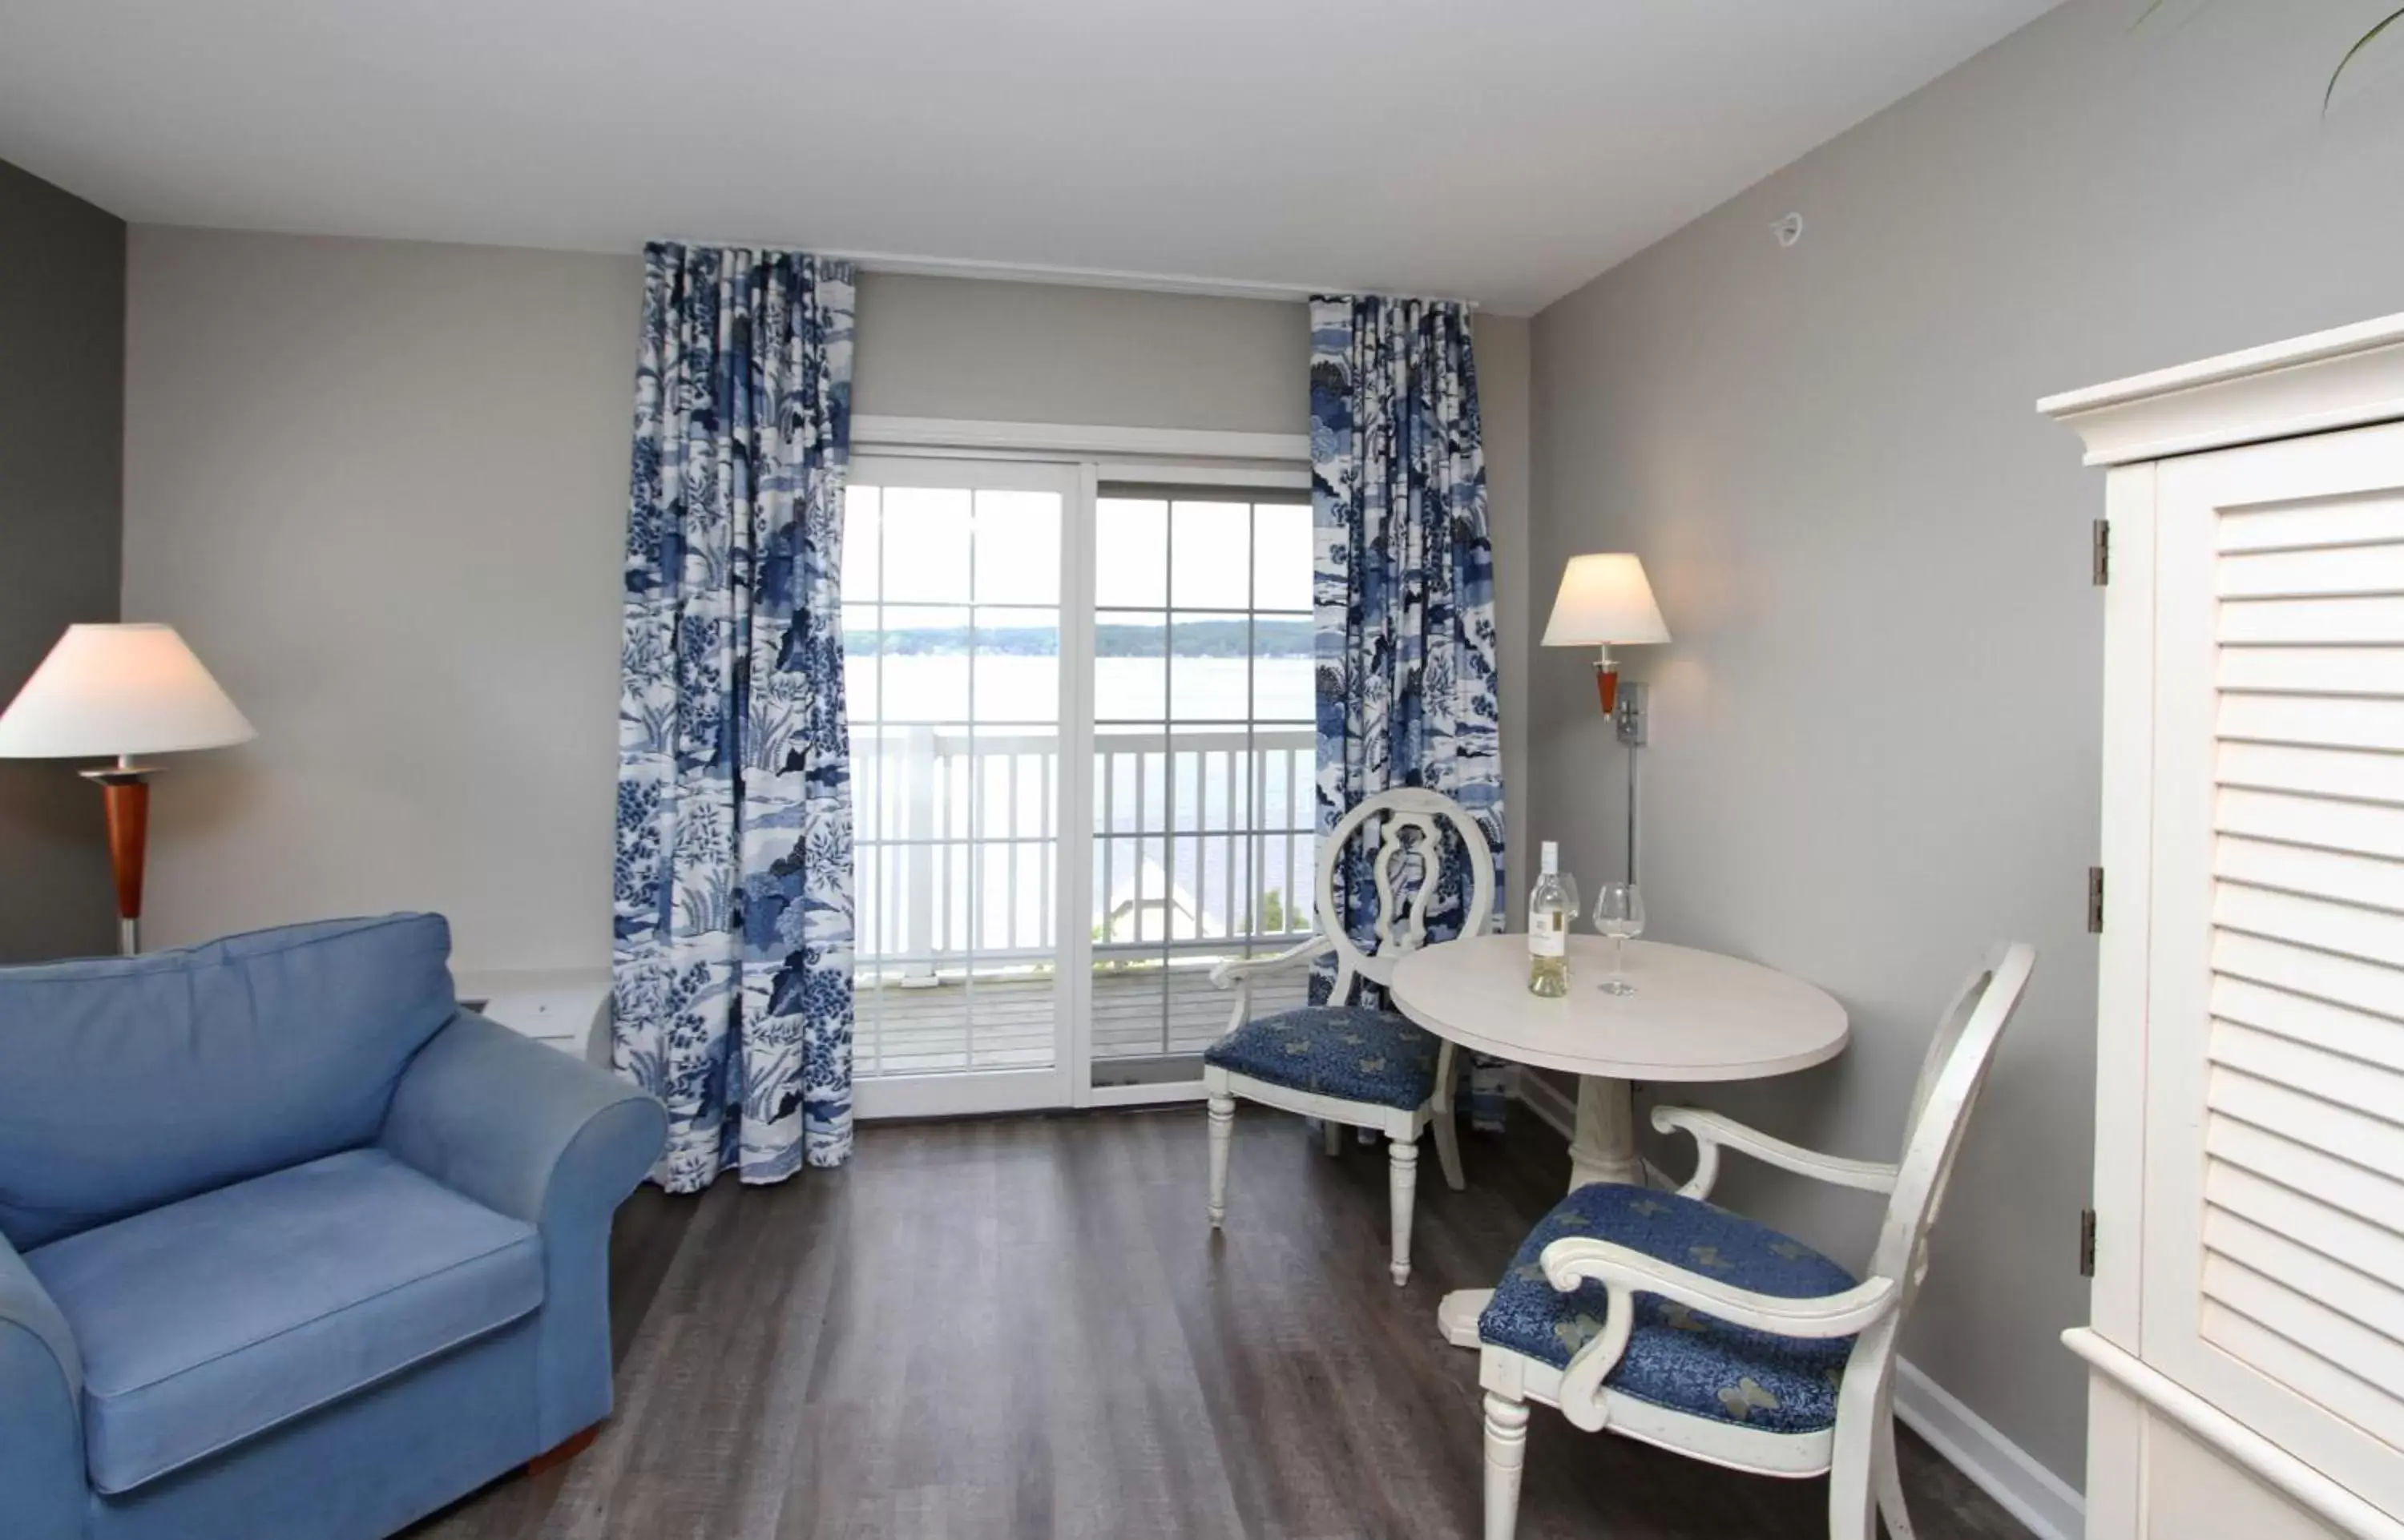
[1313,788,1496,1003]
[1873,941,2036,1292]
[1832,943,2037,1451]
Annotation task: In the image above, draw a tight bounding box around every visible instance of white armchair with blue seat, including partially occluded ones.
[1201,786,1496,1286]
[1470,942,2035,1540]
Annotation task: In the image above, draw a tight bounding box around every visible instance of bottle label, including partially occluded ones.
[1529,910,1565,958]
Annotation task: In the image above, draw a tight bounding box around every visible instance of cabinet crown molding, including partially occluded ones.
[2039,310,2404,467]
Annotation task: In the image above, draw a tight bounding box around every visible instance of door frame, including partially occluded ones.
[845,419,1310,1119]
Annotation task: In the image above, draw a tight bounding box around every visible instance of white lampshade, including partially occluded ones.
[0,623,255,760]
[1541,553,1671,647]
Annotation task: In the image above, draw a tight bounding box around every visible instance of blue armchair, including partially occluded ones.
[0,914,667,1540]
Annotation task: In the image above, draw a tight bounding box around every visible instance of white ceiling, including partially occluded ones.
[0,1,2059,313]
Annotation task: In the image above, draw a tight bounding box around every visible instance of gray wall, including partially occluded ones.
[121,232,639,972]
[855,271,1309,433]
[0,158,124,961]
[121,230,1532,974]
[1527,0,2404,1486]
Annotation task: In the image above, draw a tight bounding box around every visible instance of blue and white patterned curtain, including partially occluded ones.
[612,244,857,1191]
[1311,295,1508,1123]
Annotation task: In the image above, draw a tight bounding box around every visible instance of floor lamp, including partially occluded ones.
[1540,554,1670,884]
[0,624,255,954]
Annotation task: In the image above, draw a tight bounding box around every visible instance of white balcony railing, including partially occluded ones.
[853,725,1318,982]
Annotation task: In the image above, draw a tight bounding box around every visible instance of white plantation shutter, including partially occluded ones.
[2144,423,2404,1519]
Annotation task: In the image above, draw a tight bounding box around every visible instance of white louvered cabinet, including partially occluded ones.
[2045,316,2404,1540]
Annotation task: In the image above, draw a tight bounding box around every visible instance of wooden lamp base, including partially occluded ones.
[1591,657,1621,716]
[81,758,152,956]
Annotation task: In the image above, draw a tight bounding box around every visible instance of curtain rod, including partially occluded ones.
[647,236,1483,311]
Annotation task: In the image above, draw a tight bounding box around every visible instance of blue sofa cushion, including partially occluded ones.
[0,913,458,1249]
[1478,1182,1859,1436]
[24,1147,541,1495]
[1202,1005,1440,1111]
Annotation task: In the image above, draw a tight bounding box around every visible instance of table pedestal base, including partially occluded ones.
[1438,1287,1491,1348]
[1435,1077,1645,1350]
[1566,1074,1645,1190]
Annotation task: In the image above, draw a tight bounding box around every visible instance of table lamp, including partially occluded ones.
[0,623,255,954]
[1542,554,1669,882]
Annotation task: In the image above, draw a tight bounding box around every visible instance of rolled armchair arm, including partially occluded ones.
[1,1229,86,1538]
[381,1011,664,1227]
[1539,1234,1898,1433]
[381,1011,667,1445]
[1650,1105,1898,1202]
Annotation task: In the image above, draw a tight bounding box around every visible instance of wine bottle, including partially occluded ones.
[1528,841,1571,998]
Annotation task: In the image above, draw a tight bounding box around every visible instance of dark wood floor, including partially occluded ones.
[409,1106,2033,1540]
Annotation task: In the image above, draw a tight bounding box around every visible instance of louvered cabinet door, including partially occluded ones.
[2140,418,2404,1518]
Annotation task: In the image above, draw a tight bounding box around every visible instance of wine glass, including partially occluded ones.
[1594,881,1644,996]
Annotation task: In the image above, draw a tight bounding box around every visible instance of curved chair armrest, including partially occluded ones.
[1538,1234,1898,1433]
[382,1010,667,1232]
[1,1230,87,1538]
[1206,935,1337,1048]
[1650,1105,1898,1202]
[1208,933,1333,989]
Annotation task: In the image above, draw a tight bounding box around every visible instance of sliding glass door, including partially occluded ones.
[843,458,1315,1115]
[1088,488,1317,1088]
[845,456,1080,1117]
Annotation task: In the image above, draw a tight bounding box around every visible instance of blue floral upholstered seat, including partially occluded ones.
[1201,1006,1442,1112]
[1478,1182,1860,1435]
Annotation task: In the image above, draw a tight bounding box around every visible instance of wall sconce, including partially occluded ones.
[1542,553,1670,881]
[1543,552,1668,720]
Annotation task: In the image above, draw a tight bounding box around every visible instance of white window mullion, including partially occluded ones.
[1059,462,1100,1107]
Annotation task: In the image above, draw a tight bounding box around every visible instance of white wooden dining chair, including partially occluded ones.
[1472,941,2037,1540]
[1202,786,1497,1285]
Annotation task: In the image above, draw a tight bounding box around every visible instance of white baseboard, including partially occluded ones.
[1892,1359,2083,1540]
[1502,1073,2085,1540]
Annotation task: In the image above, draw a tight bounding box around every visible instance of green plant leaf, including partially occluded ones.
[2327,6,2404,115]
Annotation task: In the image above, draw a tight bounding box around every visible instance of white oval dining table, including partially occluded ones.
[1386,932,1850,1345]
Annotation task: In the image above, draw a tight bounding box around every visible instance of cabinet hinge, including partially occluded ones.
[2087,866,2105,933]
[2092,519,2111,586]
[2079,1208,2098,1278]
